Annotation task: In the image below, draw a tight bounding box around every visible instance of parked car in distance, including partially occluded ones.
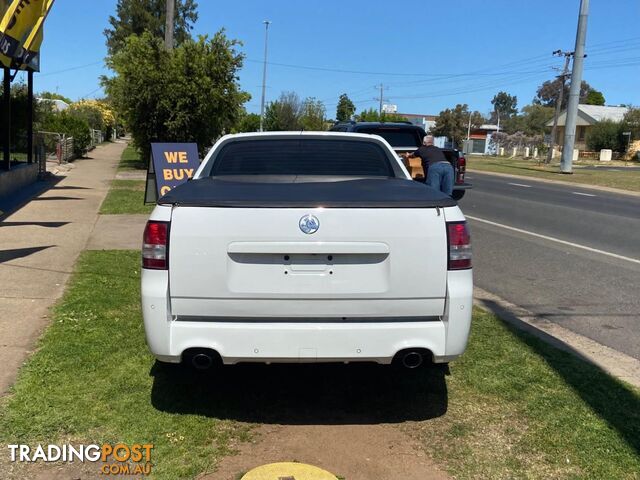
[141,132,472,371]
[330,121,471,200]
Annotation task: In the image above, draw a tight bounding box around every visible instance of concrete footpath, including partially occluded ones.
[0,141,126,394]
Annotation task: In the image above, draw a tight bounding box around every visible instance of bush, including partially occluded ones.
[42,112,92,157]
[68,100,116,140]
[587,120,624,152]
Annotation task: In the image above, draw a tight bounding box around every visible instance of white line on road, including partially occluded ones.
[508,182,531,188]
[466,215,640,265]
[572,191,597,197]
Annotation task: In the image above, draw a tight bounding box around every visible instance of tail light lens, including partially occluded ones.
[447,221,472,270]
[456,156,466,184]
[143,221,169,269]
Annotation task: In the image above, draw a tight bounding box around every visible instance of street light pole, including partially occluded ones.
[560,0,589,173]
[259,20,271,132]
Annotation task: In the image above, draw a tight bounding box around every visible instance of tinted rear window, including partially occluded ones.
[355,128,421,148]
[209,139,394,177]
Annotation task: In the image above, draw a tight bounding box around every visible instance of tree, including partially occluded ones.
[300,97,326,131]
[355,108,407,122]
[104,0,198,55]
[491,91,518,120]
[502,104,554,136]
[264,92,303,131]
[234,112,261,133]
[68,100,117,139]
[533,78,594,109]
[336,93,355,122]
[430,104,485,148]
[103,31,248,160]
[587,120,624,152]
[622,107,640,139]
[584,89,605,106]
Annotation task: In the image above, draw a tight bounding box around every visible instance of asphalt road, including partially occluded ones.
[462,171,640,360]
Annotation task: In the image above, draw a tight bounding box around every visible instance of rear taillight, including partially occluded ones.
[456,156,466,184]
[447,221,472,270]
[142,221,169,269]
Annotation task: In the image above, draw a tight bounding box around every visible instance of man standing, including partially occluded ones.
[405,135,454,196]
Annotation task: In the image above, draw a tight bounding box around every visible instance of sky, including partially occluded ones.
[21,0,640,118]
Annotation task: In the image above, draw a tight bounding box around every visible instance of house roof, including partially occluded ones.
[397,113,438,121]
[36,98,70,112]
[546,105,629,127]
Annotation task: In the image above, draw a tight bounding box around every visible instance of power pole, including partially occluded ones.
[259,20,271,132]
[165,0,175,51]
[546,50,574,164]
[495,109,501,155]
[560,0,589,174]
[374,84,388,117]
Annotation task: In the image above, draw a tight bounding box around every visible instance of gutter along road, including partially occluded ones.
[462,171,640,360]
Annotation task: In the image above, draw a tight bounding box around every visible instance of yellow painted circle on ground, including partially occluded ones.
[241,462,337,480]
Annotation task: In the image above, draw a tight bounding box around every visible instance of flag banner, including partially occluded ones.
[0,0,48,68]
[13,14,42,70]
[17,0,52,70]
[0,1,10,19]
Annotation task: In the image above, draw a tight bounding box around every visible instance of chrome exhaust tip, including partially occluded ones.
[191,353,213,370]
[401,351,424,369]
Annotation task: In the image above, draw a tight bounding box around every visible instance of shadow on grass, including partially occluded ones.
[150,362,448,425]
[483,299,640,457]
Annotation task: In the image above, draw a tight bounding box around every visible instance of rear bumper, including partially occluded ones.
[141,269,472,365]
[454,182,472,190]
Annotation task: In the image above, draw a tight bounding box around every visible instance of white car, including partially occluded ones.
[141,132,472,370]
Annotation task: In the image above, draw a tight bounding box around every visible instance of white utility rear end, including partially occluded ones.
[141,132,473,367]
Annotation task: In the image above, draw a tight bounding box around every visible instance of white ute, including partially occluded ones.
[141,132,472,370]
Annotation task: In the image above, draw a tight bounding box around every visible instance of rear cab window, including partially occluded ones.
[208,138,396,177]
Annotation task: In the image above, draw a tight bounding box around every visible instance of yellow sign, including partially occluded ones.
[0,0,53,69]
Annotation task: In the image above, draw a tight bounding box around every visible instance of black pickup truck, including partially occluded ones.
[330,121,471,200]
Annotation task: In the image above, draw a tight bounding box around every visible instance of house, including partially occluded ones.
[36,97,69,112]
[546,105,629,151]
[466,124,500,155]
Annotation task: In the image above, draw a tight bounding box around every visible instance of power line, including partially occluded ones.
[38,61,104,77]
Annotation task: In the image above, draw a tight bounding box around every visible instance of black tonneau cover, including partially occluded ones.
[158,177,457,208]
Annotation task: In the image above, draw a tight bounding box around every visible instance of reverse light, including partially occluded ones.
[447,221,472,270]
[142,221,169,269]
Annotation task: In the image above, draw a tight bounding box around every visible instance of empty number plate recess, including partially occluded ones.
[284,254,334,274]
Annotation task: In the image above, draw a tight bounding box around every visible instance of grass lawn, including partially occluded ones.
[100,179,154,214]
[413,309,640,479]
[1,251,638,479]
[118,144,147,171]
[468,156,640,192]
[0,251,251,479]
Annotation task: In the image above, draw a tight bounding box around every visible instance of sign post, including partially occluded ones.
[144,143,199,204]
